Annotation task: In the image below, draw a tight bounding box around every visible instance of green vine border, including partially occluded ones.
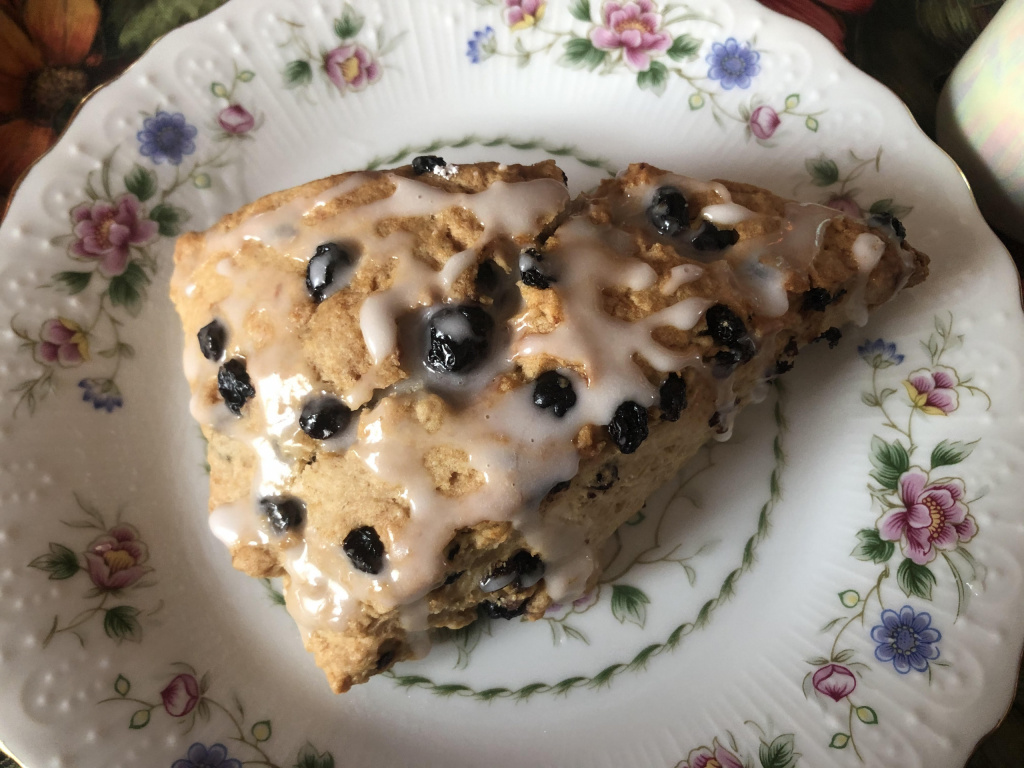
[364,134,618,177]
[384,382,788,701]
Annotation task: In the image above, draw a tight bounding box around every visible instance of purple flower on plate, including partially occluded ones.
[903,367,959,416]
[589,0,672,73]
[680,739,744,768]
[505,0,546,30]
[467,26,496,63]
[137,111,198,165]
[161,673,200,717]
[172,743,242,768]
[706,38,760,90]
[34,317,89,366]
[749,104,780,139]
[878,467,976,565]
[70,194,158,277]
[84,524,150,591]
[812,663,857,701]
[78,377,123,412]
[825,193,862,218]
[857,338,904,369]
[871,604,940,673]
[324,44,382,92]
[217,104,255,134]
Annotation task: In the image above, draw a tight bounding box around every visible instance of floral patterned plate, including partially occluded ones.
[1,0,1023,766]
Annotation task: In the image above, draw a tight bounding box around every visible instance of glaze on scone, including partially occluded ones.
[170,159,927,692]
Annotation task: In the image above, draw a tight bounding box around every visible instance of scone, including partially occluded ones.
[170,157,927,692]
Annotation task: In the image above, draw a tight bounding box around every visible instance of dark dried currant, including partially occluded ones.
[588,463,618,491]
[480,600,526,619]
[412,155,446,175]
[704,304,747,347]
[442,571,464,586]
[532,370,577,417]
[783,336,799,357]
[547,480,571,496]
[659,372,687,422]
[691,221,739,251]
[775,359,794,375]
[475,260,501,293]
[817,327,842,349]
[802,287,832,312]
[479,559,518,593]
[425,305,494,373]
[511,550,545,588]
[519,247,555,289]
[259,495,306,534]
[868,211,906,241]
[375,649,396,671]
[607,401,649,454]
[197,319,227,362]
[646,186,689,236]
[343,526,385,574]
[218,358,255,415]
[306,242,352,303]
[299,395,353,440]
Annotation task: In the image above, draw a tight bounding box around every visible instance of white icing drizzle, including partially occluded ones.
[183,165,917,649]
[847,232,887,326]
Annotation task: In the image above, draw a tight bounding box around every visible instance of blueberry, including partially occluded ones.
[197,319,227,362]
[802,287,832,312]
[532,370,577,417]
[646,186,689,236]
[691,221,739,251]
[704,304,747,347]
[306,242,352,303]
[817,327,842,349]
[480,600,526,619]
[218,358,255,415]
[519,247,555,289]
[475,260,501,294]
[659,372,688,422]
[299,395,353,440]
[607,401,649,454]
[412,155,446,175]
[425,305,494,373]
[259,495,306,534]
[587,462,618,491]
[343,525,385,575]
[868,211,906,241]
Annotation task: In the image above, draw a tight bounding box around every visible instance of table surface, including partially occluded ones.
[0,1,1020,766]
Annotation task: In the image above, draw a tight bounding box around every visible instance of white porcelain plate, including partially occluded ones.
[2,1,1024,766]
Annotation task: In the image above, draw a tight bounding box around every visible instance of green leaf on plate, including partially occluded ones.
[667,34,701,61]
[610,584,650,628]
[856,705,879,725]
[114,674,131,697]
[560,37,606,71]
[295,743,335,768]
[688,92,704,110]
[868,436,909,490]
[838,589,860,608]
[148,203,190,237]
[784,93,800,109]
[568,0,591,22]
[868,197,913,219]
[930,438,976,469]
[759,733,797,768]
[123,164,157,202]
[334,4,365,39]
[237,69,256,82]
[636,60,668,95]
[251,720,272,742]
[129,708,151,729]
[104,605,142,642]
[852,528,894,564]
[285,60,314,88]
[897,558,936,600]
[805,115,819,132]
[829,733,849,749]
[805,156,838,186]
[28,543,80,580]
[210,81,229,98]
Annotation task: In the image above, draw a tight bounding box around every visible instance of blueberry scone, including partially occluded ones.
[170,157,927,692]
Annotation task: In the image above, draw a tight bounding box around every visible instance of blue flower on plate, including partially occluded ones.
[137,111,198,165]
[78,378,123,412]
[467,26,496,63]
[172,743,242,768]
[858,338,905,369]
[706,38,760,90]
[871,604,941,674]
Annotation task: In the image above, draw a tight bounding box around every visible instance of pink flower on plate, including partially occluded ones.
[879,467,977,565]
[504,0,546,29]
[217,104,255,134]
[161,673,200,717]
[84,524,152,591]
[680,740,744,768]
[34,317,89,366]
[812,663,856,701]
[590,0,672,72]
[903,366,959,416]
[824,193,862,218]
[749,105,781,140]
[70,194,158,277]
[324,44,382,93]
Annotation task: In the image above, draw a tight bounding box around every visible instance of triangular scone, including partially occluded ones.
[170,159,927,693]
